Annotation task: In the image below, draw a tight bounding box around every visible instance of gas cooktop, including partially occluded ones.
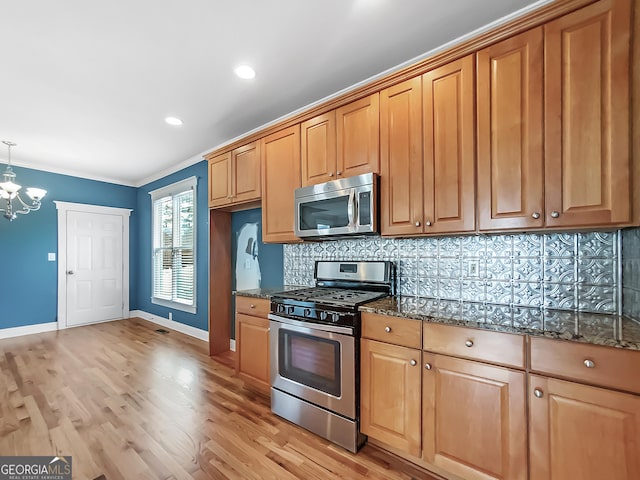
[272,287,387,308]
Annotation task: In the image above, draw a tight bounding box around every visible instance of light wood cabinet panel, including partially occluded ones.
[236,312,270,390]
[336,94,380,178]
[423,353,527,480]
[360,339,421,457]
[208,142,261,208]
[208,152,232,208]
[235,296,270,319]
[361,312,422,349]
[423,54,476,234]
[301,111,337,186]
[380,77,424,236]
[261,125,301,243]
[477,28,544,231]
[544,0,632,227]
[529,374,640,480]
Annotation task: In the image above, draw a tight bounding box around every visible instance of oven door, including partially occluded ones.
[269,315,355,419]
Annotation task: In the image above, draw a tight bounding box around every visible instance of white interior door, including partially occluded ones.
[66,210,124,326]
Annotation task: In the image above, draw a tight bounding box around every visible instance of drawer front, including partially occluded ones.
[423,323,526,369]
[530,336,640,395]
[361,312,421,348]
[236,296,270,318]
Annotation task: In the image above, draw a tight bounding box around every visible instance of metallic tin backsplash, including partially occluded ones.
[622,227,640,321]
[284,231,624,328]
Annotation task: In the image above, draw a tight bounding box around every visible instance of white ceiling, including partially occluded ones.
[1,0,547,187]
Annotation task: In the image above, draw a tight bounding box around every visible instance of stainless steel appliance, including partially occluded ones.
[269,260,395,452]
[294,172,378,238]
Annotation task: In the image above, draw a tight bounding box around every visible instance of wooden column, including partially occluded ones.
[209,209,232,355]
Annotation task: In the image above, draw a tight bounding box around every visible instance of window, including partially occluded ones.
[150,176,197,313]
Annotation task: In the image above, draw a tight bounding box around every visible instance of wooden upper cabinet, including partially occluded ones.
[207,141,261,208]
[477,28,544,231]
[360,339,421,457]
[336,93,380,178]
[208,152,231,208]
[301,111,337,186]
[423,54,476,234]
[544,0,632,227]
[380,77,424,236]
[529,374,640,480]
[423,353,527,480]
[261,125,301,243]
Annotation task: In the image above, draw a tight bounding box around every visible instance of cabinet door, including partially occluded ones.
[236,313,270,390]
[301,111,337,186]
[208,152,231,208]
[380,77,424,236]
[261,125,301,243]
[232,141,261,204]
[477,28,544,231]
[544,0,632,227]
[360,339,421,457]
[423,54,476,233]
[336,93,380,178]
[529,374,640,480]
[422,353,527,480]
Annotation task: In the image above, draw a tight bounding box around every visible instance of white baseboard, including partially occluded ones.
[230,339,236,352]
[0,322,58,340]
[130,310,209,342]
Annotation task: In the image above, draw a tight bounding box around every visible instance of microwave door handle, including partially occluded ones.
[347,189,356,227]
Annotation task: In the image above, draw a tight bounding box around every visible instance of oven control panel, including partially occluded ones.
[271,301,356,328]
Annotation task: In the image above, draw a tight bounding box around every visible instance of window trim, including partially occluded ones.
[149,176,197,314]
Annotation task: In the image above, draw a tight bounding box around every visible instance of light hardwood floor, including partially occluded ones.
[0,318,438,480]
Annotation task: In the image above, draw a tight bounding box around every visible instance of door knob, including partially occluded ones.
[425,221,432,226]
[410,359,417,366]
[550,211,560,218]
[67,270,75,275]
[415,221,421,227]
[534,388,544,398]
[336,171,342,176]
[328,172,334,177]
[424,363,432,370]
[531,212,541,219]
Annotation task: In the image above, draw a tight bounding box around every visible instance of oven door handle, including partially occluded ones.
[268,314,354,336]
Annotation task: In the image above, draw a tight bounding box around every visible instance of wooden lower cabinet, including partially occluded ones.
[529,374,640,480]
[236,311,270,391]
[422,353,527,480]
[360,338,421,457]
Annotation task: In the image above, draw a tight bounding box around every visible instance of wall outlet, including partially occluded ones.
[48,252,56,261]
[168,312,173,321]
[467,259,480,277]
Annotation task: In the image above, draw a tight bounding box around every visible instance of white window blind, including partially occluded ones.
[149,176,197,313]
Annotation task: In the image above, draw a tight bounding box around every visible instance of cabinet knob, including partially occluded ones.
[465,340,474,348]
[250,304,256,309]
[583,359,595,368]
[425,221,432,226]
[328,172,334,177]
[415,221,421,227]
[424,363,432,370]
[550,211,560,218]
[384,326,392,333]
[410,359,417,366]
[534,388,544,398]
[531,212,541,219]
[336,171,342,176]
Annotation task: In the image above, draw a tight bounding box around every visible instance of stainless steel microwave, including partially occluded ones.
[294,173,378,239]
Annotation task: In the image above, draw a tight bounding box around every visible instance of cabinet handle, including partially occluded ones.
[384,326,391,333]
[583,359,595,368]
[336,171,342,175]
[250,304,256,309]
[415,221,421,227]
[531,212,541,219]
[465,340,474,348]
[424,363,432,370]
[410,359,417,366]
[534,388,544,398]
[328,172,334,177]
[425,221,432,227]
[550,211,560,218]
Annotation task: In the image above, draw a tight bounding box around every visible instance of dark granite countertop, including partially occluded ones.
[233,285,307,300]
[360,296,640,351]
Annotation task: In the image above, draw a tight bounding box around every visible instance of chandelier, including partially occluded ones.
[0,141,47,221]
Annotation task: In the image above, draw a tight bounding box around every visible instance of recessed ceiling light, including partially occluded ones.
[235,65,256,79]
[165,116,183,126]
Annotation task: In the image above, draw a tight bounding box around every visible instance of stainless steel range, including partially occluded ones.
[269,260,395,452]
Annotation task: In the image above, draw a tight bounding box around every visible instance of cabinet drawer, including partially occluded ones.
[530,337,640,395]
[423,323,526,369]
[235,296,270,318]
[361,313,421,348]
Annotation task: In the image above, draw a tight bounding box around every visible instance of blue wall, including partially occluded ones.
[0,165,137,329]
[230,208,283,337]
[135,161,209,331]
